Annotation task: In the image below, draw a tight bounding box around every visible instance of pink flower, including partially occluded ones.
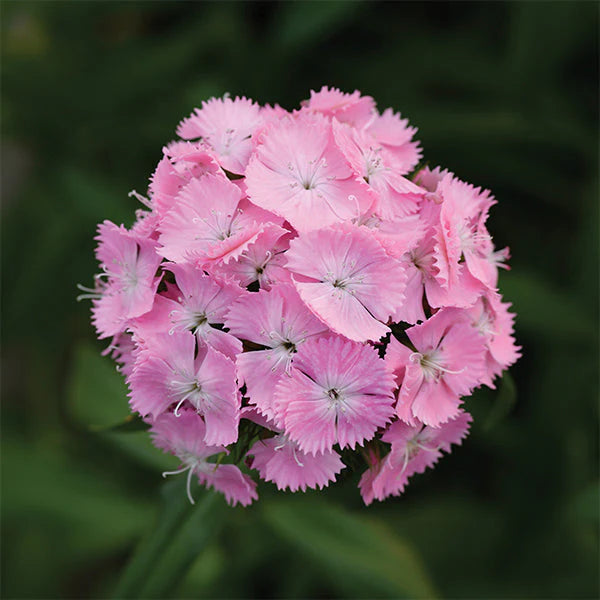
[420,173,510,308]
[163,264,244,360]
[158,174,278,266]
[151,411,257,506]
[211,224,292,290]
[359,411,472,504]
[365,107,422,174]
[274,336,396,455]
[245,112,371,232]
[466,292,521,386]
[250,434,345,492]
[285,224,406,342]
[225,284,329,420]
[388,308,487,427]
[148,147,223,221]
[128,330,240,446]
[245,409,345,492]
[303,86,376,127]
[333,119,424,220]
[90,221,162,338]
[177,96,263,174]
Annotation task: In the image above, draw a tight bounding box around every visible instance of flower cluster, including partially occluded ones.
[81,88,520,506]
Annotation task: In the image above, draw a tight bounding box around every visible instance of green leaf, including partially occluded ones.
[262,497,438,599]
[66,341,173,470]
[112,480,225,599]
[2,437,153,555]
[67,341,131,430]
[92,414,150,434]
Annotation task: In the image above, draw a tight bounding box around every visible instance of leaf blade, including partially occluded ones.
[262,497,438,599]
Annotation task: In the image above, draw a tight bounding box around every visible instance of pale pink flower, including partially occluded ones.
[434,174,504,293]
[285,225,406,342]
[244,408,345,492]
[466,292,521,386]
[333,119,423,220]
[176,96,263,174]
[225,284,328,420]
[361,210,426,260]
[390,194,482,316]
[128,293,177,349]
[158,175,278,266]
[130,208,161,241]
[128,330,240,446]
[389,308,487,427]
[89,221,162,339]
[252,103,291,144]
[365,107,422,174]
[360,411,472,504]
[274,336,396,455]
[250,434,345,492]
[162,264,244,360]
[148,147,223,221]
[245,112,371,232]
[211,224,292,290]
[151,411,257,506]
[303,86,376,127]
[148,156,184,219]
[414,165,452,195]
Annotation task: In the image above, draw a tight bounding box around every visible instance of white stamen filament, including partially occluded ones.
[292,445,304,468]
[409,351,465,379]
[162,465,190,478]
[161,464,196,505]
[186,466,196,505]
[128,189,152,209]
[76,283,104,301]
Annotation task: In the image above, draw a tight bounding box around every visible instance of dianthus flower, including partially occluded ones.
[81,88,519,506]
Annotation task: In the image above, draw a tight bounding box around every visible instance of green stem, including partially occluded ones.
[112,480,224,599]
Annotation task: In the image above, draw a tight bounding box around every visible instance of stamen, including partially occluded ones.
[76,282,101,298]
[186,466,196,505]
[409,352,423,363]
[162,465,190,478]
[416,442,440,453]
[174,397,187,417]
[76,292,102,301]
[128,189,152,209]
[434,364,465,375]
[395,447,410,480]
[291,445,304,468]
[409,352,465,376]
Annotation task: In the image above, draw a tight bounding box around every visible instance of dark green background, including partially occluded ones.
[2,1,598,598]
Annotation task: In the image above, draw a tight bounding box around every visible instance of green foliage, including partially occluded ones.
[262,497,437,598]
[113,483,224,599]
[1,1,598,598]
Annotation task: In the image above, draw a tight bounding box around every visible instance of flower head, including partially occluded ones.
[82,88,519,506]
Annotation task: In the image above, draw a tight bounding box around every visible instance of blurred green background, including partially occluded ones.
[2,1,598,598]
